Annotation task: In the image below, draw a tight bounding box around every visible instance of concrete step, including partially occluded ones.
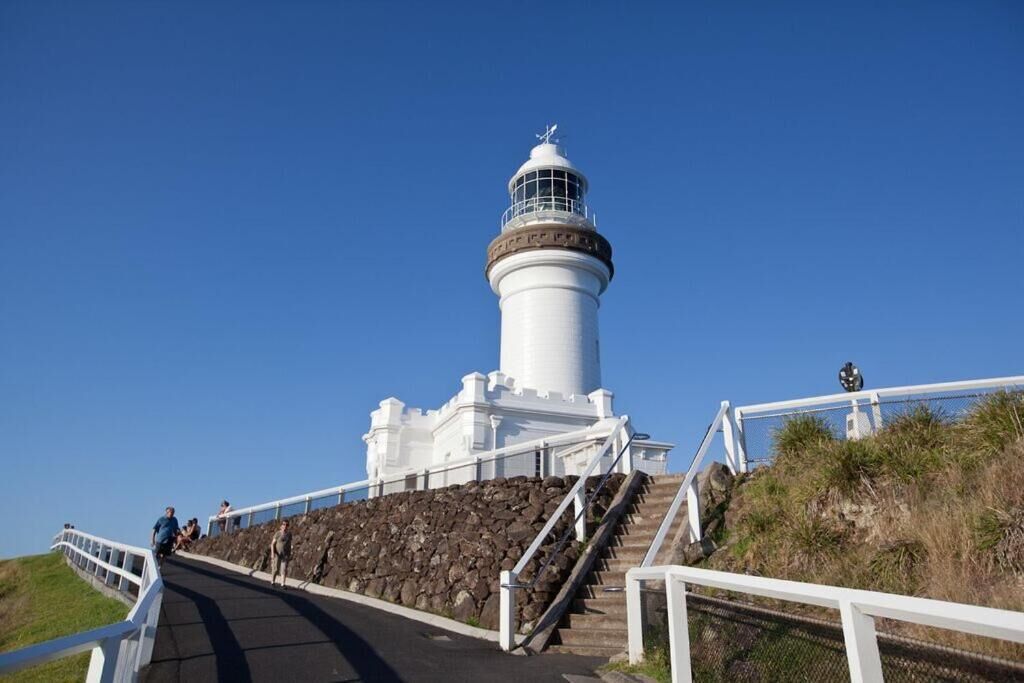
[602,545,646,561]
[596,558,640,572]
[562,612,627,630]
[554,626,628,648]
[608,536,655,549]
[573,597,627,615]
[546,643,624,658]
[577,584,628,599]
[588,570,626,586]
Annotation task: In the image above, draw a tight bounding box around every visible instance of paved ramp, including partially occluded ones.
[142,557,603,683]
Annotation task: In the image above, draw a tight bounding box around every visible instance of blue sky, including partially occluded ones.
[1,2,1021,558]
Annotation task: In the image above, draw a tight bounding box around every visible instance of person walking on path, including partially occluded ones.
[270,519,292,588]
[151,506,179,566]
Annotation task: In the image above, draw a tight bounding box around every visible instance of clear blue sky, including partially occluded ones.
[2,2,1021,558]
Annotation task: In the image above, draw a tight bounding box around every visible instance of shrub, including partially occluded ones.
[772,415,835,464]
[866,540,925,594]
[819,439,882,495]
[958,391,1024,459]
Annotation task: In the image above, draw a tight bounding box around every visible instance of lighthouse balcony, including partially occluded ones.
[500,197,595,232]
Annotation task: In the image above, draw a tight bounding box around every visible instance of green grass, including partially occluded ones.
[0,552,130,682]
[602,645,671,683]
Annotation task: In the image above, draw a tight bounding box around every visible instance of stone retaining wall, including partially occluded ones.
[190,474,623,631]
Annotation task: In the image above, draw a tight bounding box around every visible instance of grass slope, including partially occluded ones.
[706,391,1024,660]
[0,553,130,682]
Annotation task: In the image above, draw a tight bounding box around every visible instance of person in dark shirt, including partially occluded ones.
[151,507,179,565]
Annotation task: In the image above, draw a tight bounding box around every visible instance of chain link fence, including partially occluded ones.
[638,583,1024,682]
[739,385,1024,467]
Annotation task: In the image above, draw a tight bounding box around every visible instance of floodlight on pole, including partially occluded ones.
[839,361,864,393]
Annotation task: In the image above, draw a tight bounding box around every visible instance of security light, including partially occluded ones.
[839,362,864,392]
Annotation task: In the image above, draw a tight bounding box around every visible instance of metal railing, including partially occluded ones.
[499,415,633,651]
[626,564,1024,683]
[640,375,1024,567]
[0,529,163,682]
[208,421,623,537]
[500,196,595,230]
[733,374,1024,468]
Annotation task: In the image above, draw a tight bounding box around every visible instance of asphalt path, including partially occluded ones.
[141,556,604,683]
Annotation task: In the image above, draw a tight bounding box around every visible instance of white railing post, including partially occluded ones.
[720,400,737,475]
[573,487,587,542]
[686,479,701,543]
[626,570,644,664]
[870,391,883,431]
[839,600,885,683]
[105,548,119,587]
[499,570,516,651]
[474,455,483,482]
[666,574,693,683]
[734,409,749,474]
[620,431,634,474]
[304,497,312,514]
[85,637,120,683]
[118,552,132,593]
[274,504,282,521]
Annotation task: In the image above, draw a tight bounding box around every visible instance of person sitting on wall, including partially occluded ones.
[174,518,200,551]
[269,519,293,589]
[151,506,179,566]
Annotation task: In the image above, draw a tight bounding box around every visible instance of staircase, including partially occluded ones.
[547,473,688,658]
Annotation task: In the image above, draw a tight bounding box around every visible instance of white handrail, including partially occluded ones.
[0,529,163,682]
[210,422,613,530]
[640,402,729,568]
[499,416,630,651]
[626,565,1024,683]
[734,375,1024,416]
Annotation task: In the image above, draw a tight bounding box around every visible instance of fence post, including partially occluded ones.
[665,574,693,683]
[499,570,516,651]
[274,504,282,521]
[338,488,346,505]
[118,552,132,593]
[686,479,701,543]
[85,637,120,683]
[626,571,644,664]
[304,497,312,514]
[721,400,737,475]
[248,511,255,528]
[839,600,884,683]
[870,392,883,431]
[734,409,749,473]
[105,548,119,587]
[573,487,588,542]
[621,432,634,474]
[474,456,482,482]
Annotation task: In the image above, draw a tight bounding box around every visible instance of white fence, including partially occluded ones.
[0,529,163,683]
[626,565,1024,683]
[208,419,644,536]
[640,374,1024,568]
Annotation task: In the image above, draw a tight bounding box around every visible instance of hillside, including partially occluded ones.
[701,391,1024,660]
[0,553,129,682]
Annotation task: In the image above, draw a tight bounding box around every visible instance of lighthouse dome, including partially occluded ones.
[507,143,589,193]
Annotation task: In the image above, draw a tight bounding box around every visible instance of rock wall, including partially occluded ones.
[190,474,623,631]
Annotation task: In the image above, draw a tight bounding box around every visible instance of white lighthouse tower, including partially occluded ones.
[486,126,613,397]
[362,126,670,486]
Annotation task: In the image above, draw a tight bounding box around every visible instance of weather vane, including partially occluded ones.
[536,123,559,144]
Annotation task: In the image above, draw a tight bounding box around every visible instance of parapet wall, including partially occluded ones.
[189,474,623,632]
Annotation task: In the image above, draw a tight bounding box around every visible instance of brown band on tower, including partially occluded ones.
[485,225,614,279]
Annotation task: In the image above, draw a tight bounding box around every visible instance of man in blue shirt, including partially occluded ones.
[151,506,179,565]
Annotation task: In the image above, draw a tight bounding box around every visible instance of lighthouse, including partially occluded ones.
[363,127,670,484]
[486,126,613,397]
